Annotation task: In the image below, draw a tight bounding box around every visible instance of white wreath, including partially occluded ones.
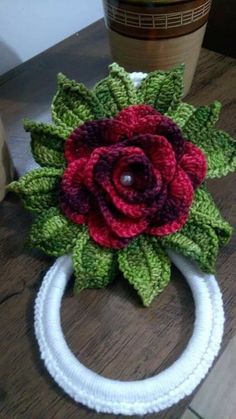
[34,251,224,416]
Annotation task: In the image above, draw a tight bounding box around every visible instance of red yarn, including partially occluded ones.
[60,105,207,248]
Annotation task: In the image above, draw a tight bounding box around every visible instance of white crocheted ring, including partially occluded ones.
[34,251,224,416]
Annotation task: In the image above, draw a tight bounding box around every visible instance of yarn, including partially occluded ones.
[8,63,235,306]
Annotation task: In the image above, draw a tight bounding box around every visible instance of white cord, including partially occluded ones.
[34,252,224,415]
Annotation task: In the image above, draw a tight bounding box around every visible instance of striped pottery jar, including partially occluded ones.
[103,0,212,95]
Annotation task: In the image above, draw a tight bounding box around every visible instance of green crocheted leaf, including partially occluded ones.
[7,168,63,212]
[199,129,235,178]
[73,230,117,292]
[181,222,219,273]
[190,186,232,246]
[166,102,195,128]
[161,232,201,261]
[28,207,80,256]
[162,222,219,273]
[161,185,232,272]
[118,235,171,306]
[51,73,105,131]
[93,63,138,117]
[182,102,221,137]
[137,65,184,114]
[24,120,67,168]
[182,102,236,177]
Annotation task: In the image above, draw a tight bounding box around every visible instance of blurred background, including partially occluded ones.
[0,0,235,76]
[0,0,103,75]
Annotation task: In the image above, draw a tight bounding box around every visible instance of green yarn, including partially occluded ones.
[28,207,81,256]
[190,186,232,246]
[181,102,236,178]
[118,236,171,306]
[137,65,184,114]
[93,63,138,117]
[8,63,235,306]
[183,102,221,137]
[161,185,232,272]
[7,167,63,212]
[52,73,105,131]
[166,102,195,128]
[196,129,235,179]
[161,222,219,273]
[24,120,66,168]
[73,229,117,292]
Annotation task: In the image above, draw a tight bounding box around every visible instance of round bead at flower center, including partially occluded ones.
[120,171,134,187]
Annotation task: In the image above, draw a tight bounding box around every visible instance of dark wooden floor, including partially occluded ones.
[0,18,236,419]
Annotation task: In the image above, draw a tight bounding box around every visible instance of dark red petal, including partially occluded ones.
[180,141,207,189]
[148,167,193,236]
[65,119,131,163]
[59,158,90,224]
[116,105,159,127]
[155,116,185,159]
[88,210,130,249]
[97,195,148,238]
[112,159,162,203]
[97,178,149,218]
[125,134,176,183]
[84,145,145,192]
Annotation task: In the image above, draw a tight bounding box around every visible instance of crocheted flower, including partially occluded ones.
[59,105,206,249]
[8,63,235,306]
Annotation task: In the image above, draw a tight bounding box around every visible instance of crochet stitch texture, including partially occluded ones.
[9,63,235,306]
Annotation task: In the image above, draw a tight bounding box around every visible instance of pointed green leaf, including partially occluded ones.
[137,65,184,114]
[162,222,219,273]
[181,102,236,178]
[198,129,235,178]
[93,63,138,117]
[161,185,232,272]
[51,73,105,131]
[180,222,219,273]
[73,230,117,292]
[118,235,170,306]
[182,101,221,140]
[166,102,195,128]
[190,186,232,245]
[24,120,68,168]
[161,232,201,261]
[7,167,63,212]
[28,207,80,256]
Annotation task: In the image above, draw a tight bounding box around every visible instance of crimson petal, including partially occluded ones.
[59,158,90,224]
[180,141,207,189]
[65,119,131,163]
[88,210,130,249]
[148,167,193,236]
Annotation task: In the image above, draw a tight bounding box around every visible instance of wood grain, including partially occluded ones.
[0,19,236,419]
[190,334,236,419]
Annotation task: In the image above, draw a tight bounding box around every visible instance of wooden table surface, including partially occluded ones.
[0,19,236,419]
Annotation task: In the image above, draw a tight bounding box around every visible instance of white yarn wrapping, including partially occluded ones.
[34,252,224,415]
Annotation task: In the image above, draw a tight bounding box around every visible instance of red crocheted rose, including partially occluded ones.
[59,105,207,248]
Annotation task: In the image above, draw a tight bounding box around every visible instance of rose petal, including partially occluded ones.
[112,159,162,203]
[148,167,193,236]
[59,158,90,224]
[65,119,131,163]
[97,195,148,238]
[180,141,207,189]
[88,210,130,249]
[116,105,159,127]
[123,134,177,183]
[84,145,145,191]
[155,116,185,159]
